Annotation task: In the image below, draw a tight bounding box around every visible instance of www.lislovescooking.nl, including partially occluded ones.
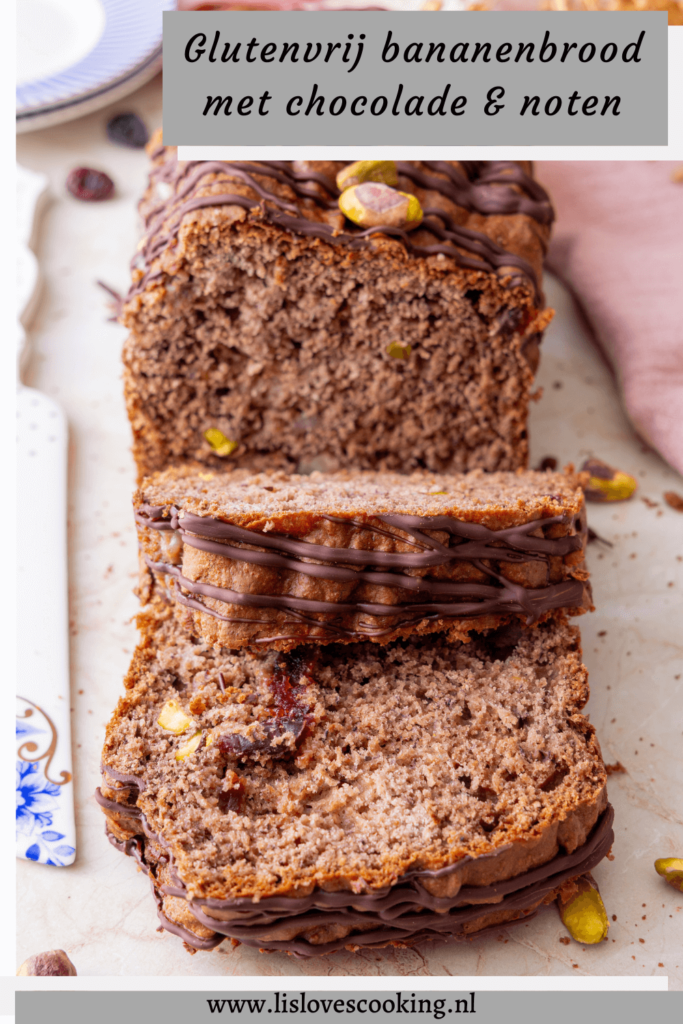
[206,992,477,1018]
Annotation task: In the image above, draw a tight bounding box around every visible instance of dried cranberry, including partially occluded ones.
[66,168,114,202]
[106,112,149,149]
[218,778,246,814]
[217,651,317,763]
[269,649,316,717]
[217,717,309,759]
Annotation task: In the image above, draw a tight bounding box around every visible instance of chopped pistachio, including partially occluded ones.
[581,457,637,503]
[157,699,192,735]
[175,730,203,762]
[339,183,423,231]
[557,874,609,944]
[204,428,238,457]
[386,342,412,360]
[336,160,398,192]
[655,857,683,892]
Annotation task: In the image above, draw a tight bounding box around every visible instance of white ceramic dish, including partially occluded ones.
[16,0,174,134]
[16,165,76,867]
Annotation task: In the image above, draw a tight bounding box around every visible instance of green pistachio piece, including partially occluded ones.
[339,183,423,231]
[386,342,412,360]
[336,160,399,191]
[581,457,637,503]
[175,730,203,762]
[655,857,683,892]
[157,699,192,735]
[558,874,609,944]
[204,428,238,457]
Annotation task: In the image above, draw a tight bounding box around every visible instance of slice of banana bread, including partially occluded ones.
[134,465,592,652]
[97,607,612,956]
[121,147,554,481]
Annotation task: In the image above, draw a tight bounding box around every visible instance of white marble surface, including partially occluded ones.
[16,77,683,982]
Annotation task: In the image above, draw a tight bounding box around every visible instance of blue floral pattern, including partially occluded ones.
[16,706,76,867]
[16,760,75,866]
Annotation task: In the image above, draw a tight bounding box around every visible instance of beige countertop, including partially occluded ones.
[16,76,683,982]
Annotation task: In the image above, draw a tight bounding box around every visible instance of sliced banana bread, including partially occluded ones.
[121,147,554,481]
[134,465,592,652]
[97,607,611,957]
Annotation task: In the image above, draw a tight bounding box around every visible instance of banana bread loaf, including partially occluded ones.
[121,148,554,481]
[134,465,592,651]
[97,606,611,956]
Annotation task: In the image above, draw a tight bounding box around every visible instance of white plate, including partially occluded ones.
[16,0,175,133]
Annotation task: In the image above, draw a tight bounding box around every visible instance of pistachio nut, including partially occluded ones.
[386,342,412,360]
[204,428,238,457]
[336,160,398,191]
[339,182,423,231]
[581,457,637,503]
[175,730,203,762]
[655,857,683,892]
[557,873,609,944]
[158,699,192,735]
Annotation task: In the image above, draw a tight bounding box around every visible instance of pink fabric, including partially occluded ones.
[536,162,683,476]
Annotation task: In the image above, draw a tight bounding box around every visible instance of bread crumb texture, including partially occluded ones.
[122,154,553,480]
[101,607,605,902]
[136,466,586,524]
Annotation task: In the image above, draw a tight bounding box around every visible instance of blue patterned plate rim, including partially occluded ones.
[17,45,162,123]
[17,0,174,116]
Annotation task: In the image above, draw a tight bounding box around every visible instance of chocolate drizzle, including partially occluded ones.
[100,794,613,957]
[136,505,587,640]
[127,159,552,305]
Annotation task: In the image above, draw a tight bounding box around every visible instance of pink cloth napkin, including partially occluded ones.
[535,162,683,476]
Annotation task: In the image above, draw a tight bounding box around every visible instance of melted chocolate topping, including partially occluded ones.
[136,505,587,638]
[100,791,613,958]
[127,159,552,304]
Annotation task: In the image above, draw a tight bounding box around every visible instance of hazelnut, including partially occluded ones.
[339,183,423,231]
[17,950,77,976]
[336,160,398,191]
[204,428,238,457]
[655,857,683,892]
[557,873,609,944]
[157,699,192,735]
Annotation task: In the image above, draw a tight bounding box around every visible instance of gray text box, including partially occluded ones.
[162,12,667,146]
[15,990,683,1024]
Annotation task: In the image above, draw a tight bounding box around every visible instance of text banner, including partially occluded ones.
[162,12,668,147]
[16,990,683,1024]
